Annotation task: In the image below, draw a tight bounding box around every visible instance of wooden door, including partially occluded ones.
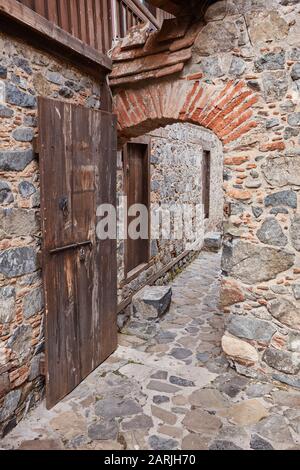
[202,150,211,219]
[125,141,150,275]
[38,97,117,408]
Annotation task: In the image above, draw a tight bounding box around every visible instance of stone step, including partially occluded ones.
[204,232,222,252]
[132,285,172,321]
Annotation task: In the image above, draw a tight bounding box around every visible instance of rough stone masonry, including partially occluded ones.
[112,0,300,389]
[116,123,223,310]
[2,0,300,438]
[0,31,102,437]
[0,27,225,437]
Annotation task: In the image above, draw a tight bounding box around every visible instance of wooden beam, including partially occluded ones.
[145,0,188,16]
[0,0,112,73]
[126,0,160,28]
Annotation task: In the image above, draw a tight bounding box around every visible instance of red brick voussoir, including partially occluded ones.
[114,78,258,145]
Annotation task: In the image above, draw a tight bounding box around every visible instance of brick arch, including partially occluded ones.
[110,6,300,391]
[114,78,258,145]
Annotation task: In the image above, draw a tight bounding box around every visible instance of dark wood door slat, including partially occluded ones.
[39,97,117,408]
[17,0,171,53]
[126,142,150,275]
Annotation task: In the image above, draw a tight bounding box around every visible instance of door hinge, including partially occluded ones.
[49,240,92,255]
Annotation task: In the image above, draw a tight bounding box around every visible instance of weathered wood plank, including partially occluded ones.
[110,46,191,78]
[101,0,112,54]
[47,0,59,24]
[69,0,80,39]
[33,0,46,17]
[85,0,96,49]
[0,0,112,71]
[125,142,150,274]
[94,0,104,53]
[97,110,118,361]
[57,0,70,33]
[123,0,159,28]
[109,61,184,87]
[39,97,117,408]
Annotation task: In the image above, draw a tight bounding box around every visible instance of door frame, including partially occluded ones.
[202,148,211,221]
[123,135,151,279]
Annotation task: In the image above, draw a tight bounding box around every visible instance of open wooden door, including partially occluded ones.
[38,97,117,408]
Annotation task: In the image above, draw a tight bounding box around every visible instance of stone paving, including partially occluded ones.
[1,251,300,450]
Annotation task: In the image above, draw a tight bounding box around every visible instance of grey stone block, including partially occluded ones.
[59,87,74,99]
[291,63,300,81]
[95,398,142,419]
[292,284,300,300]
[5,83,36,108]
[13,57,32,75]
[257,218,287,247]
[45,71,64,85]
[266,117,280,128]
[255,51,285,72]
[123,319,159,340]
[23,287,44,319]
[250,434,274,450]
[0,64,7,78]
[263,347,300,374]
[204,232,222,252]
[0,286,16,324]
[29,353,43,381]
[288,112,300,127]
[7,324,33,361]
[132,285,172,320]
[12,127,34,142]
[18,181,36,198]
[227,315,276,343]
[0,247,38,278]
[88,420,118,441]
[0,208,38,238]
[222,240,295,284]
[262,71,288,103]
[291,215,300,251]
[0,390,21,423]
[0,105,13,118]
[0,181,13,205]
[272,373,300,389]
[228,56,246,77]
[0,149,34,172]
[264,190,297,209]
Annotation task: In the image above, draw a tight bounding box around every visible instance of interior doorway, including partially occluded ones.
[202,150,211,220]
[123,137,150,277]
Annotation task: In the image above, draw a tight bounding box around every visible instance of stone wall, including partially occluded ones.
[117,123,223,323]
[0,31,102,436]
[2,0,300,437]
[112,0,300,386]
[197,0,300,386]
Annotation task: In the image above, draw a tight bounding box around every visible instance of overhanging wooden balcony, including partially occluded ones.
[0,0,172,76]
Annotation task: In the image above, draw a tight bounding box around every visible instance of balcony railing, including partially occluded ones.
[17,0,172,54]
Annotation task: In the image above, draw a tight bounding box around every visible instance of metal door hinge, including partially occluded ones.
[49,240,92,255]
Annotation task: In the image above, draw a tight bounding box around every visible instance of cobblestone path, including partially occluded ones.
[1,252,300,450]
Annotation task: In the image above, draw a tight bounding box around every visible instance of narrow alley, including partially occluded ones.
[1,252,299,451]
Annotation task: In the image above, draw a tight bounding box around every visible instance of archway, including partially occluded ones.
[111,9,300,385]
[115,78,257,145]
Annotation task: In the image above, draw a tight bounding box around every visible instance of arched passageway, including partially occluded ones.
[111,5,300,386]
